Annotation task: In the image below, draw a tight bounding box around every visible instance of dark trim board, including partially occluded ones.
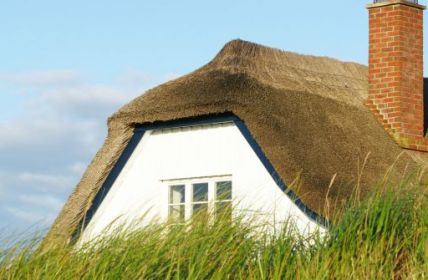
[232,117,328,227]
[71,130,146,242]
[72,113,328,241]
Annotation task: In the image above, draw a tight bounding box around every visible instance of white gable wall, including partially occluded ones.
[80,122,323,243]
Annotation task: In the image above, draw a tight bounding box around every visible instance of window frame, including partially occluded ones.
[163,175,232,222]
[214,181,233,219]
[167,184,186,223]
[191,182,209,217]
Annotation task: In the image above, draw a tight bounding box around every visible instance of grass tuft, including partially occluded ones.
[2,176,428,279]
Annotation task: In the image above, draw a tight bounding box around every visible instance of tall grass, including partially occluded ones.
[1,178,428,279]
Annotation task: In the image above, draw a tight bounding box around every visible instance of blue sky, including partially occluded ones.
[0,0,422,232]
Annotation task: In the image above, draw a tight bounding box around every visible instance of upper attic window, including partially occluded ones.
[166,176,232,223]
[373,0,418,3]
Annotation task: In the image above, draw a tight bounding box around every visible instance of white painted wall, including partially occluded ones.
[80,122,323,243]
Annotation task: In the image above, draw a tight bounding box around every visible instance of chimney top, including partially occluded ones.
[374,0,417,3]
[367,0,426,9]
[367,0,427,151]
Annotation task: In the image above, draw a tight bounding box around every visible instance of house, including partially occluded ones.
[44,0,428,246]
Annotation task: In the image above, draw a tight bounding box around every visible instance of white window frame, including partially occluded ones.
[213,180,233,217]
[167,184,186,222]
[162,175,232,221]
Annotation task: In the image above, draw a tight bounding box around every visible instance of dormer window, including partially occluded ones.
[192,183,209,216]
[214,181,232,219]
[168,185,186,222]
[166,176,232,222]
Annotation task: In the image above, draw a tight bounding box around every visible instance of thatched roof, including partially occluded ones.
[44,39,427,246]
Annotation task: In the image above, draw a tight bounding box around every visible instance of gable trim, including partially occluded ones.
[72,113,328,242]
[232,116,328,227]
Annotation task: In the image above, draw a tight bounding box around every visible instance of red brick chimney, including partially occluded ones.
[367,0,428,151]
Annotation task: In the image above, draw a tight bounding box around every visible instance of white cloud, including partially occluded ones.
[120,70,154,85]
[18,173,74,191]
[0,70,81,88]
[5,207,55,225]
[41,85,136,107]
[36,84,140,119]
[0,68,180,231]
[0,181,4,196]
[0,83,140,153]
[18,194,63,212]
[121,70,178,84]
[68,162,87,175]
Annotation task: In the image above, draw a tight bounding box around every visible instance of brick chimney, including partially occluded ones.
[367,0,428,151]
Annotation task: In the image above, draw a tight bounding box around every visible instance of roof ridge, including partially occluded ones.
[210,39,367,75]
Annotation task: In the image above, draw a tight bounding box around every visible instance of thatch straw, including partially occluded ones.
[43,39,427,247]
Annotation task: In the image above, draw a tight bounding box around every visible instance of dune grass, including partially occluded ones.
[1,176,428,279]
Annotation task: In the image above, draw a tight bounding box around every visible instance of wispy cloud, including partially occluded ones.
[37,84,139,119]
[0,70,81,88]
[0,68,179,230]
[5,207,54,225]
[68,162,87,175]
[18,194,63,211]
[0,181,4,196]
[18,173,75,192]
[120,70,179,89]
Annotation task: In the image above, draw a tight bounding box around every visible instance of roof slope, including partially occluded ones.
[44,39,423,246]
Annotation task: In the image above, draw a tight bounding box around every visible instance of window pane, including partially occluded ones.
[193,183,208,202]
[215,201,232,221]
[169,205,185,222]
[216,181,232,200]
[169,185,185,204]
[192,203,208,216]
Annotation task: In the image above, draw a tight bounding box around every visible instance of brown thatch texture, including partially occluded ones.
[44,39,426,247]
